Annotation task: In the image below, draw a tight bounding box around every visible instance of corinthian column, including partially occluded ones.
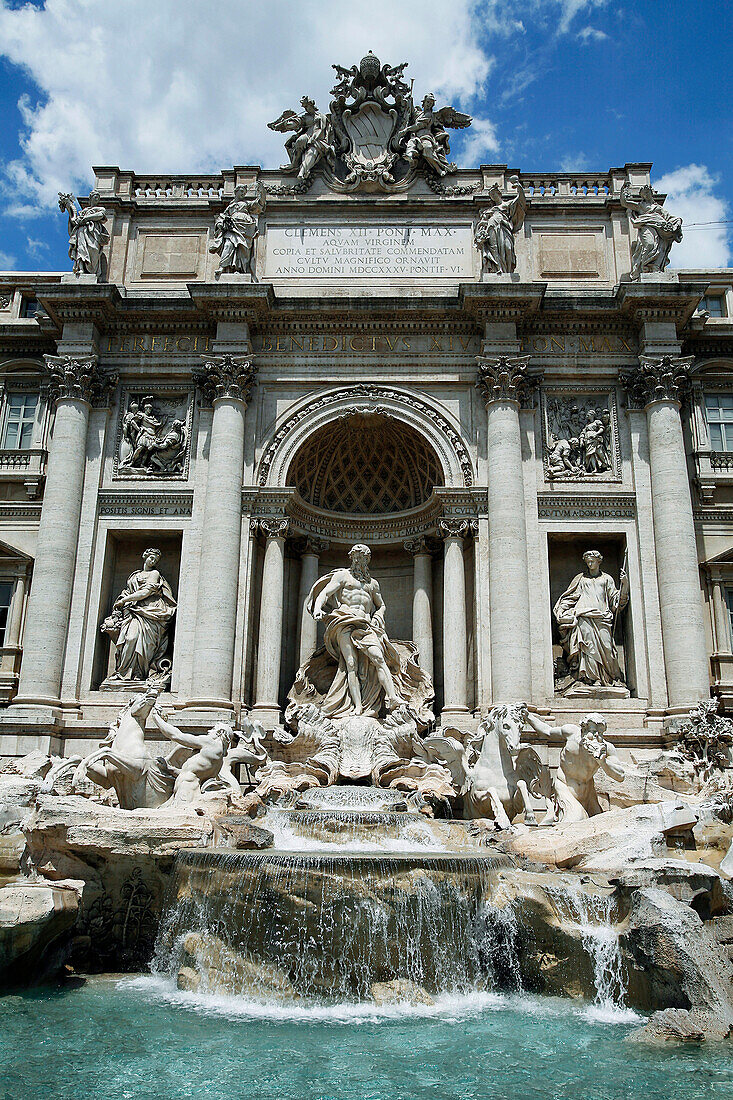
[439,519,470,719]
[623,355,710,707]
[297,537,328,667]
[190,353,257,707]
[254,517,289,721]
[16,355,116,707]
[476,354,534,703]
[405,536,435,679]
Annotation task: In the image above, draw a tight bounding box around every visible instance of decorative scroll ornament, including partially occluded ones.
[437,518,476,539]
[194,354,257,404]
[258,516,290,540]
[621,355,694,408]
[476,355,531,405]
[44,354,117,405]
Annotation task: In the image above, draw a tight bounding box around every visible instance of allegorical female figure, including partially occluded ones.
[474,175,527,275]
[209,186,264,276]
[102,548,177,683]
[620,184,683,280]
[553,550,629,691]
[58,190,109,277]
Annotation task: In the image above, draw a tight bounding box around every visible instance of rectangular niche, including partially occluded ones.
[92,532,182,690]
[547,533,636,698]
[541,389,621,483]
[113,388,193,480]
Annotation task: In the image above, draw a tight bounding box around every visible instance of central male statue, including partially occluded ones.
[301,544,430,721]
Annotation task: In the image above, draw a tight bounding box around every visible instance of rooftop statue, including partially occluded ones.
[58,190,109,278]
[209,184,265,278]
[268,96,336,181]
[474,175,527,274]
[620,183,683,279]
[397,92,471,178]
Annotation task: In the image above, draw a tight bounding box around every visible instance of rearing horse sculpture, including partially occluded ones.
[462,703,549,828]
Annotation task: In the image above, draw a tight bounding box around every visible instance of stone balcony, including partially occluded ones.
[0,449,47,499]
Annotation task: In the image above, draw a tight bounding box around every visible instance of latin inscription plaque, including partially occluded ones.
[265,225,474,279]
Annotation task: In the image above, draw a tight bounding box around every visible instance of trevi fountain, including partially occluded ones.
[1,51,733,1100]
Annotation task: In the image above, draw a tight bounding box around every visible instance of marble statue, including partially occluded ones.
[209,185,265,277]
[620,184,683,279]
[148,709,236,803]
[119,395,188,476]
[674,699,733,781]
[58,191,109,278]
[474,176,527,274]
[524,709,625,822]
[73,685,179,809]
[553,550,629,694]
[397,94,471,177]
[297,543,430,720]
[269,97,336,180]
[101,548,177,685]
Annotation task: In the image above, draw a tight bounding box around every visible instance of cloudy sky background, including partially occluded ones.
[0,0,730,272]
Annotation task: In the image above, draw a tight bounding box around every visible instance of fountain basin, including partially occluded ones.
[296,785,409,812]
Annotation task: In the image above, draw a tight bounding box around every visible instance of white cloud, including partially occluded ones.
[0,0,495,214]
[26,237,49,259]
[0,250,17,270]
[559,151,591,171]
[654,164,731,269]
[577,25,608,42]
[554,0,608,35]
[460,118,501,165]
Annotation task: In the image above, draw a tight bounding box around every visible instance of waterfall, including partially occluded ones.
[546,885,626,1011]
[153,850,512,1003]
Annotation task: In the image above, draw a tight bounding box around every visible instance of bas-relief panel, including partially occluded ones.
[535,231,606,279]
[137,232,207,279]
[112,389,194,480]
[541,390,621,483]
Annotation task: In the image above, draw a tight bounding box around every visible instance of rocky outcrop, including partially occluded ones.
[0,881,79,984]
[627,1008,731,1044]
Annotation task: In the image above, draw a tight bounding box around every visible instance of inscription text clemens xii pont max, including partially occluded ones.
[265,225,474,278]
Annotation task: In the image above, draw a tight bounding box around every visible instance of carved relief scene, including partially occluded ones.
[115,390,192,478]
[542,391,619,481]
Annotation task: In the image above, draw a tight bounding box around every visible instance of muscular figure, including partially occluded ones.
[524,710,625,821]
[309,544,405,715]
[149,708,235,803]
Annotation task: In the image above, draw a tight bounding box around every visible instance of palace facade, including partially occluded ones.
[0,56,732,764]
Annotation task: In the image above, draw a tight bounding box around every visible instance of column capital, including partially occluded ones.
[256,516,289,540]
[437,518,477,541]
[195,353,257,405]
[404,535,441,556]
[476,354,533,406]
[621,354,694,409]
[43,353,117,406]
[294,535,329,556]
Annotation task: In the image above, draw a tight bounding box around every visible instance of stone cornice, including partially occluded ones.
[616,280,705,328]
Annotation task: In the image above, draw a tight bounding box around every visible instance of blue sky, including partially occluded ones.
[0,0,730,272]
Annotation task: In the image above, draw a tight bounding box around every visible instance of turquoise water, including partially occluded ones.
[2,977,733,1100]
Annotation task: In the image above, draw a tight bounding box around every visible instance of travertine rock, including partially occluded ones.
[627,1008,728,1044]
[371,978,434,1006]
[0,881,79,982]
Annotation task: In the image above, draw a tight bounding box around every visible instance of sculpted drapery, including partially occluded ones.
[102,549,177,683]
[553,551,628,689]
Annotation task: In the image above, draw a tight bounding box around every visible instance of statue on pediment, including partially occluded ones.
[268,97,336,181]
[210,185,265,277]
[620,184,683,279]
[474,175,527,274]
[396,94,471,177]
[58,190,109,278]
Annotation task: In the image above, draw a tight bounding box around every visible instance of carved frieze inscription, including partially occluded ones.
[265,225,474,278]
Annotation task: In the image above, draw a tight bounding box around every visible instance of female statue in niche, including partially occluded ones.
[101,548,177,684]
[553,549,629,695]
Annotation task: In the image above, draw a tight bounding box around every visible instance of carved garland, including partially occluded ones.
[257,385,474,488]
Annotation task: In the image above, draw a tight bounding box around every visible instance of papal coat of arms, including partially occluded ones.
[268,52,472,192]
